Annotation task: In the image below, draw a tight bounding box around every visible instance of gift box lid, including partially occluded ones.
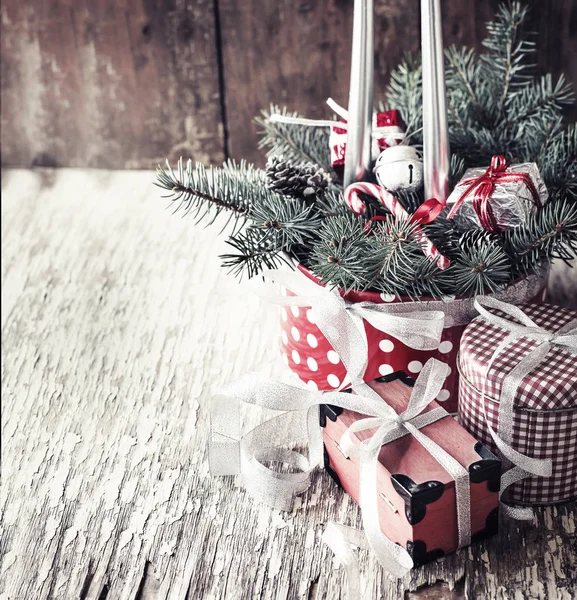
[459,302,577,411]
[322,375,500,490]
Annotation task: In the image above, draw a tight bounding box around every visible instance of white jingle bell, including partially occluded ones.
[373,145,424,193]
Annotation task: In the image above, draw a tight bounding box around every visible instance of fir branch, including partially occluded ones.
[445,46,484,115]
[314,187,350,217]
[481,2,535,108]
[220,229,287,279]
[308,214,374,291]
[256,106,333,172]
[538,124,577,200]
[385,54,423,138]
[155,158,267,223]
[249,196,323,249]
[451,231,512,296]
[504,198,577,274]
[364,217,449,298]
[505,74,574,130]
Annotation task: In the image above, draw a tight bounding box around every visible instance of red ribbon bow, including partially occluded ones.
[447,155,542,232]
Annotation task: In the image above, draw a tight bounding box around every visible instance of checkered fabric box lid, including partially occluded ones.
[460,302,577,411]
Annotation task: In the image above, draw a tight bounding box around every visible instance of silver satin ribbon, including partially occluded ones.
[255,268,445,386]
[209,358,472,597]
[473,296,577,519]
[254,264,549,388]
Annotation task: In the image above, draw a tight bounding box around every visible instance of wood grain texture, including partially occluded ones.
[0,1,225,169]
[218,0,577,165]
[2,1,576,169]
[1,168,576,600]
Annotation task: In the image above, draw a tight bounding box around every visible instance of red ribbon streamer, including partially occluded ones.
[363,198,444,233]
[447,155,542,232]
[411,197,445,225]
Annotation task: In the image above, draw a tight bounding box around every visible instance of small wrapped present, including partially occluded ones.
[330,109,404,169]
[210,359,501,576]
[446,155,548,232]
[322,371,501,566]
[458,298,577,505]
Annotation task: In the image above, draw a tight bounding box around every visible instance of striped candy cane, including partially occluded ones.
[344,182,450,270]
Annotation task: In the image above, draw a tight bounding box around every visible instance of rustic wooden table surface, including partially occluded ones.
[2,169,576,600]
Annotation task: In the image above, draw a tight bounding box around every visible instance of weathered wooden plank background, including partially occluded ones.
[1,169,576,600]
[1,0,577,168]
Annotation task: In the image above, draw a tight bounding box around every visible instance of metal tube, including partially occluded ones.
[421,0,450,202]
[344,0,374,188]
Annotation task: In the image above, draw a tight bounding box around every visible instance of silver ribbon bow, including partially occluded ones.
[209,358,472,597]
[255,268,445,386]
[474,296,577,519]
[254,264,549,387]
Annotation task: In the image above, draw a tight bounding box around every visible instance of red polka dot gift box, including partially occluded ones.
[321,371,501,566]
[458,300,577,505]
[280,265,547,414]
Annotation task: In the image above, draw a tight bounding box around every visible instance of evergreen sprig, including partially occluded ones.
[384,54,423,137]
[387,1,575,178]
[481,1,535,105]
[156,158,261,225]
[156,2,577,299]
[538,124,577,200]
[451,231,512,296]
[255,106,333,172]
[362,217,452,299]
[504,197,577,275]
[220,229,286,279]
[249,196,322,250]
[308,214,373,292]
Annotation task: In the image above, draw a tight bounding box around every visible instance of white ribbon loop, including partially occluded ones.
[268,97,406,143]
[473,296,577,517]
[254,268,445,385]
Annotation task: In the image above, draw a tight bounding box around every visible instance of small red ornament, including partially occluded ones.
[330,109,404,170]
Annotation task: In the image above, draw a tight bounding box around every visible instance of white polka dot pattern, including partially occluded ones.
[327,350,340,364]
[379,364,394,376]
[437,389,451,402]
[379,339,395,353]
[307,333,318,348]
[439,340,453,354]
[276,281,473,410]
[327,374,340,388]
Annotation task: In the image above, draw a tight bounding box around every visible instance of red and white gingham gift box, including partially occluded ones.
[458,302,577,505]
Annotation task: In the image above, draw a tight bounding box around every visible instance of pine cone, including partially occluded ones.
[459,229,495,253]
[265,156,329,199]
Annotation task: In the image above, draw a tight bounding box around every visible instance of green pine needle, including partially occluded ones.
[156,2,577,296]
[220,229,287,280]
[255,106,333,172]
[505,198,577,274]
